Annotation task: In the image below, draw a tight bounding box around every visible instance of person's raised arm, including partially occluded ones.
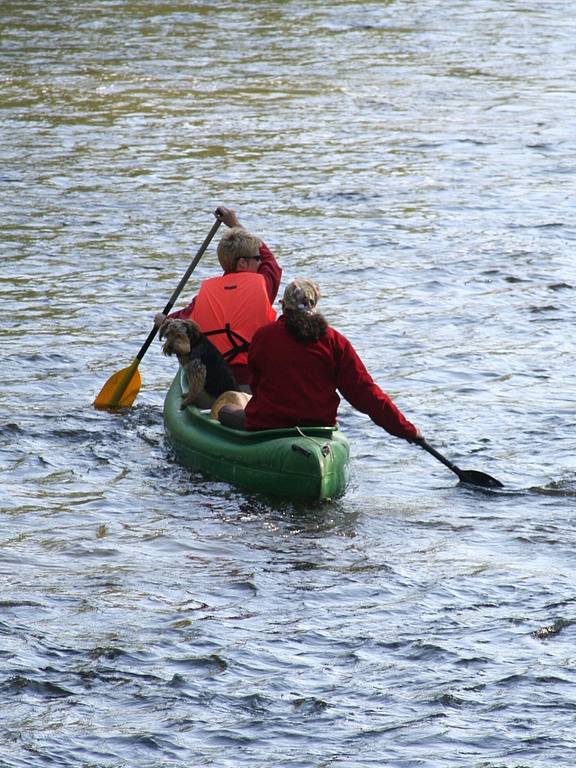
[257,241,282,303]
[214,206,241,229]
[217,205,282,302]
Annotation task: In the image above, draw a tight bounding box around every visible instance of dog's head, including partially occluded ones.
[159,319,203,359]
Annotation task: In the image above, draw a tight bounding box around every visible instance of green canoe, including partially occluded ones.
[163,369,350,501]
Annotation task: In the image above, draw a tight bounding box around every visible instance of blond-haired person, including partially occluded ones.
[155,206,281,389]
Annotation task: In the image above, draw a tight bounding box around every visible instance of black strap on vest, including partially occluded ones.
[204,323,250,363]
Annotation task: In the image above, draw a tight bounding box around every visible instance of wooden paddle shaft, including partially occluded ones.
[135,217,223,363]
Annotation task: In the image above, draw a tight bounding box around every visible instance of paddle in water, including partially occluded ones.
[93,215,223,410]
[416,437,503,489]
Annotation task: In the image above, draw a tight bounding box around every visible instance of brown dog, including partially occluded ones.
[159,319,238,409]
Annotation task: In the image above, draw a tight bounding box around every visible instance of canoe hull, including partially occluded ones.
[163,370,350,501]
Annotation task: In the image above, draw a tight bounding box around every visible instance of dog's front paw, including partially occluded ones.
[180,393,194,410]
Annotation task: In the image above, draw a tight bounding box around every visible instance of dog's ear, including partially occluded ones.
[158,319,170,341]
[183,319,202,344]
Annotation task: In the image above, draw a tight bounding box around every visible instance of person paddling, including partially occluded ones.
[155,206,281,390]
[218,278,423,445]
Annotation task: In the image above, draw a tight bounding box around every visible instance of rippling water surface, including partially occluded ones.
[2,2,576,766]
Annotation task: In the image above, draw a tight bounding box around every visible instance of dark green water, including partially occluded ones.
[2,2,575,766]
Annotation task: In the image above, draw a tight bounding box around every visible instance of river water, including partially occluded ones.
[2,2,575,766]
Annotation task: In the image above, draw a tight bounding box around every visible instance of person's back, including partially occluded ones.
[191,270,276,373]
[246,317,343,429]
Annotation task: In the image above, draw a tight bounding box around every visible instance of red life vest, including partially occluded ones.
[189,272,276,366]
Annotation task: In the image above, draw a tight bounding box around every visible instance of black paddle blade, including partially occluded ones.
[457,469,504,489]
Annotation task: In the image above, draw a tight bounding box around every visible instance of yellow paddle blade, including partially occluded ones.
[93,359,142,410]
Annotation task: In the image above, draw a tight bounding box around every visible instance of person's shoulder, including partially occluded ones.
[324,324,358,355]
[324,324,348,344]
[253,318,280,340]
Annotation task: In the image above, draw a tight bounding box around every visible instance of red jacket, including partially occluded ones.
[245,316,418,441]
